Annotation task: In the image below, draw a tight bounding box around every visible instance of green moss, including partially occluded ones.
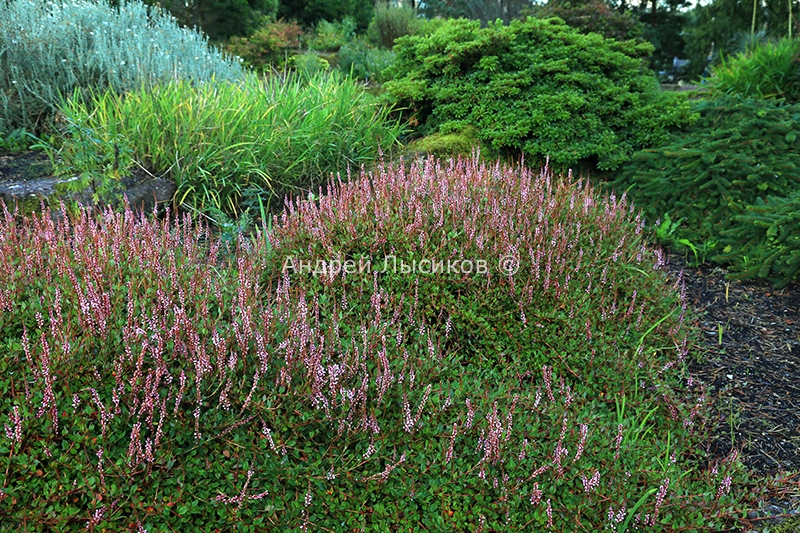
[406,126,482,158]
[0,192,51,217]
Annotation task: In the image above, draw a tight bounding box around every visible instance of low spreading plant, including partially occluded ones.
[609,94,800,281]
[716,191,800,286]
[263,156,748,530]
[0,157,754,531]
[54,71,404,216]
[0,0,242,135]
[383,17,696,171]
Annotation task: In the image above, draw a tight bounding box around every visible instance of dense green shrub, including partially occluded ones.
[0,158,750,531]
[717,192,800,286]
[383,17,695,171]
[54,71,403,216]
[684,0,797,81]
[305,17,356,51]
[337,37,396,83]
[155,0,278,41]
[225,19,303,70]
[0,0,243,135]
[609,95,800,275]
[277,0,372,30]
[708,37,800,102]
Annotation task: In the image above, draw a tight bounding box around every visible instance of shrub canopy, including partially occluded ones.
[383,17,695,171]
[610,95,800,284]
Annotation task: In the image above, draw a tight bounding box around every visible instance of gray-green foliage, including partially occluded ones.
[0,0,243,134]
[337,38,395,83]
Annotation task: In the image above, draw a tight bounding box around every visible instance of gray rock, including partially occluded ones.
[0,151,175,216]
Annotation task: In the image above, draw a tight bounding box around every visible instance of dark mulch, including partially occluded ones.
[665,253,800,531]
[673,255,800,475]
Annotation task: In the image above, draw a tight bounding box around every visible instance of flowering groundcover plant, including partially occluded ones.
[0,156,750,531]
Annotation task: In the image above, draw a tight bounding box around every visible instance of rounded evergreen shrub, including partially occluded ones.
[383,17,696,171]
[0,0,243,134]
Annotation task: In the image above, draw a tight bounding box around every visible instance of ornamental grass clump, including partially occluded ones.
[0,0,242,134]
[708,37,800,102]
[0,157,751,531]
[56,71,404,216]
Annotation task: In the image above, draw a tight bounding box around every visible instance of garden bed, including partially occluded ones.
[2,150,799,531]
[3,150,799,477]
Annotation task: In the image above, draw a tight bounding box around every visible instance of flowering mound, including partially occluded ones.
[269,157,684,389]
[0,157,744,531]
